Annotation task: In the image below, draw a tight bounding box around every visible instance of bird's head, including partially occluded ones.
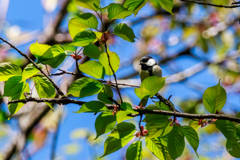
[139,56,157,68]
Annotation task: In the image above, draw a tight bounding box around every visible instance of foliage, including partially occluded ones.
[1,0,240,159]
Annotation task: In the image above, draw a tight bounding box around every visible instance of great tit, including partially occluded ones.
[139,56,162,106]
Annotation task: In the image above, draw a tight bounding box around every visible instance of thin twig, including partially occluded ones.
[180,0,240,8]
[50,69,81,76]
[104,43,123,104]
[0,37,67,98]
[139,114,143,135]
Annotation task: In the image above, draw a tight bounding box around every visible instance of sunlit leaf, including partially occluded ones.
[99,49,120,76]
[123,0,147,16]
[74,101,107,113]
[182,126,199,157]
[98,84,113,104]
[79,61,105,79]
[0,62,22,82]
[141,76,166,97]
[83,44,103,59]
[215,120,239,142]
[3,76,25,97]
[33,76,56,98]
[157,0,173,14]
[68,77,103,98]
[114,23,137,42]
[203,80,227,113]
[75,0,100,11]
[21,64,43,81]
[107,3,132,20]
[71,30,97,47]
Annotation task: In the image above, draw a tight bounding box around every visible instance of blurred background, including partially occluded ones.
[0,0,240,159]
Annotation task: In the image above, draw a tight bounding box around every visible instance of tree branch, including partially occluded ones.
[0,37,67,98]
[8,97,240,123]
[180,0,240,8]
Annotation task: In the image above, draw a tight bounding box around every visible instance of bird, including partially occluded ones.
[139,56,162,106]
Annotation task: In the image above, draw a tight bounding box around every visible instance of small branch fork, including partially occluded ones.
[0,37,67,98]
[180,0,240,8]
[8,97,240,123]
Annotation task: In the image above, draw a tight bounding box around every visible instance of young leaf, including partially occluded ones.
[215,120,239,142]
[0,62,22,82]
[101,122,135,157]
[226,139,240,158]
[83,44,103,59]
[33,76,56,98]
[146,138,172,160]
[69,13,98,29]
[75,0,100,11]
[99,49,120,76]
[74,101,107,113]
[157,0,173,14]
[189,120,200,130]
[123,0,148,16]
[141,76,166,96]
[71,30,97,47]
[98,84,113,104]
[134,87,150,100]
[116,111,136,124]
[203,80,227,113]
[107,3,132,20]
[126,141,142,160]
[114,23,137,42]
[79,60,105,79]
[120,102,134,111]
[182,126,199,157]
[36,45,67,68]
[21,64,43,81]
[29,42,51,59]
[68,77,103,98]
[3,76,25,97]
[167,125,185,159]
[68,18,85,39]
[8,83,30,116]
[95,111,116,139]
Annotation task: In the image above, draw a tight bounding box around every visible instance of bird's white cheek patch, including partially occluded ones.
[146,59,156,66]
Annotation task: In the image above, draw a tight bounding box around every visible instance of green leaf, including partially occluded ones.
[116,111,136,124]
[189,120,200,130]
[226,140,240,158]
[21,64,43,81]
[75,0,100,11]
[203,80,227,113]
[79,61,105,79]
[99,49,120,76]
[70,13,98,29]
[0,62,22,82]
[167,125,185,159]
[3,76,25,97]
[157,0,173,14]
[8,83,30,116]
[37,45,67,68]
[146,138,172,160]
[30,41,51,59]
[68,19,85,39]
[74,101,107,113]
[141,76,166,97]
[68,77,103,98]
[215,120,239,142]
[98,84,113,104]
[145,104,161,110]
[126,141,142,160]
[114,23,137,42]
[71,30,97,47]
[83,44,103,59]
[123,0,148,16]
[145,114,172,138]
[182,126,199,157]
[33,76,56,98]
[120,102,134,111]
[101,122,135,157]
[134,87,150,100]
[95,111,116,139]
[107,3,132,20]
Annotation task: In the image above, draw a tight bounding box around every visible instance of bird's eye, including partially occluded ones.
[141,58,149,63]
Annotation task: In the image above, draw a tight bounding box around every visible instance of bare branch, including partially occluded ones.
[180,0,240,8]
